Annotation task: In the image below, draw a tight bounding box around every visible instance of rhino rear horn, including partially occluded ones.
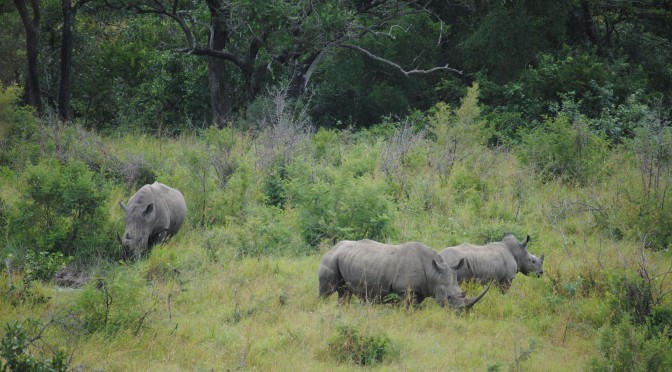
[464,284,490,310]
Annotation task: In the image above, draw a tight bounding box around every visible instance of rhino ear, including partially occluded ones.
[540,254,545,263]
[450,257,467,271]
[432,259,448,273]
[523,235,531,248]
[142,203,154,217]
[119,201,127,212]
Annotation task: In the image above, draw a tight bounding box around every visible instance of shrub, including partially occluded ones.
[0,321,67,371]
[287,162,396,246]
[72,267,147,335]
[589,315,672,372]
[427,84,488,180]
[517,113,608,185]
[326,323,398,366]
[222,205,309,257]
[23,251,72,283]
[0,83,39,170]
[603,270,654,326]
[10,159,114,262]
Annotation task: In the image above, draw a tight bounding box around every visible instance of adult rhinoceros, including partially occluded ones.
[318,239,489,310]
[118,182,187,259]
[439,234,544,293]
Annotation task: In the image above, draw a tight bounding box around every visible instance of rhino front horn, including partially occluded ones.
[464,284,490,310]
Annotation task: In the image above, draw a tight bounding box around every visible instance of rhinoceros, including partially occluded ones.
[318,239,489,309]
[439,234,544,293]
[118,182,187,258]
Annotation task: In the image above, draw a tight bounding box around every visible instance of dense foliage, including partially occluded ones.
[2,0,671,132]
[0,1,671,369]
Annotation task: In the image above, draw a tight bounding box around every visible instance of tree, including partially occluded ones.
[58,0,76,122]
[108,0,461,127]
[13,0,41,114]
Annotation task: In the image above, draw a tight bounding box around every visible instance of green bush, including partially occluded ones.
[326,324,398,366]
[287,161,396,246]
[222,205,309,257]
[23,251,72,283]
[589,315,672,372]
[603,270,654,326]
[0,321,67,371]
[518,113,608,185]
[0,83,39,170]
[72,267,146,335]
[9,159,115,262]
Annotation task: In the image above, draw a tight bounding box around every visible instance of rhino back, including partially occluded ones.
[441,244,517,283]
[334,240,434,300]
[148,182,187,234]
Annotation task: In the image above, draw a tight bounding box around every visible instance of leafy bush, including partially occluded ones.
[427,84,488,180]
[518,113,608,185]
[10,159,114,261]
[0,83,39,170]
[0,321,67,371]
[326,324,398,366]
[287,161,396,246]
[589,315,672,372]
[72,267,146,335]
[222,205,309,257]
[23,251,72,283]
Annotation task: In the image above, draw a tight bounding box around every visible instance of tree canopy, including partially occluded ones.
[1,0,670,134]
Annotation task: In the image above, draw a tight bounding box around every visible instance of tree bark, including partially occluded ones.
[581,0,605,57]
[13,0,41,114]
[205,0,231,128]
[58,0,75,122]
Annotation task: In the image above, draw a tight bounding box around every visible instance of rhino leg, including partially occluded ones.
[318,264,340,299]
[336,287,352,306]
[497,279,512,294]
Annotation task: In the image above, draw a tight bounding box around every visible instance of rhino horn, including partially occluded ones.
[119,200,127,212]
[464,284,490,309]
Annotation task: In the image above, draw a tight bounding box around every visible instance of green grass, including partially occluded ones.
[2,231,668,370]
[1,96,671,370]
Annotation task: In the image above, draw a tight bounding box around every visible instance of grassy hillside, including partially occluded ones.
[0,84,670,370]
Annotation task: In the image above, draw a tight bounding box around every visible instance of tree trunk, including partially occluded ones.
[58,0,75,122]
[13,0,41,114]
[206,0,231,128]
[581,0,605,57]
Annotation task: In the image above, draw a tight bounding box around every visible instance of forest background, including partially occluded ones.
[0,0,671,370]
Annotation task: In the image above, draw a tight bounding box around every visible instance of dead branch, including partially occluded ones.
[339,44,462,76]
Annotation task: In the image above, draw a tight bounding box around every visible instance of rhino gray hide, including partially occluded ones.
[439,234,544,293]
[118,182,187,258]
[318,239,489,310]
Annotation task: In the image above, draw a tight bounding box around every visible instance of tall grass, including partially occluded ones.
[0,84,670,370]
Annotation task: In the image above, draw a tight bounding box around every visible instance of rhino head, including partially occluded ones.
[520,253,545,277]
[506,234,545,278]
[118,197,156,259]
[433,258,490,310]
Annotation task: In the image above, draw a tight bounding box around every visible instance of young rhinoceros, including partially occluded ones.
[118,182,187,259]
[439,234,544,293]
[318,239,489,310]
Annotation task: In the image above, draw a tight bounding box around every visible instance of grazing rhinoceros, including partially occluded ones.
[439,234,544,293]
[118,182,187,259]
[318,239,489,310]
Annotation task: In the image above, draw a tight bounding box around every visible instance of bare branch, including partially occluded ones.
[339,44,462,76]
